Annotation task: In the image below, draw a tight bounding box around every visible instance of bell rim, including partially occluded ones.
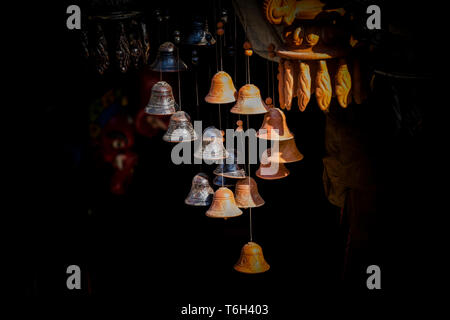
[145,102,177,116]
[205,210,243,218]
[255,169,290,180]
[267,153,304,163]
[185,199,212,206]
[256,132,295,141]
[162,134,198,143]
[205,95,236,104]
[236,200,265,208]
[213,169,246,178]
[230,107,269,115]
[193,153,229,161]
[233,264,270,274]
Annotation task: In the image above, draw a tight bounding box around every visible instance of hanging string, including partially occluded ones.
[247,114,253,242]
[271,61,275,101]
[233,7,237,87]
[177,46,182,110]
[247,55,251,84]
[266,60,270,98]
[219,33,224,71]
[195,70,199,119]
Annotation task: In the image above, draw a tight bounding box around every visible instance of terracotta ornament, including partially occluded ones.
[335,58,352,108]
[234,177,265,208]
[265,139,304,163]
[230,84,269,115]
[163,111,197,142]
[150,42,188,72]
[315,60,332,111]
[234,242,270,274]
[205,71,237,104]
[283,60,295,111]
[145,81,177,116]
[297,61,311,111]
[257,107,294,141]
[206,187,243,219]
[185,173,214,206]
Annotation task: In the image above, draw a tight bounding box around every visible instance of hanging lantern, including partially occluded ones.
[205,71,237,104]
[145,81,178,115]
[234,242,270,274]
[206,187,243,219]
[257,107,294,141]
[194,127,229,161]
[213,175,237,187]
[185,173,214,206]
[149,42,188,72]
[265,139,304,163]
[163,111,197,142]
[185,20,216,46]
[230,84,269,115]
[213,149,246,179]
[234,177,265,208]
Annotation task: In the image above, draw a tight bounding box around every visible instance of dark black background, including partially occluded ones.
[9,0,440,311]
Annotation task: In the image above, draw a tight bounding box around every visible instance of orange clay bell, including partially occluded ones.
[205,71,237,104]
[234,242,270,274]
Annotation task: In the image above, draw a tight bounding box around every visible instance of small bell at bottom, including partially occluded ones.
[234,242,270,274]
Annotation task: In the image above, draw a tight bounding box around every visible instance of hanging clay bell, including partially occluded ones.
[265,139,304,163]
[150,42,188,72]
[206,187,243,219]
[145,81,178,115]
[234,177,265,208]
[163,111,197,142]
[185,20,216,46]
[256,149,290,179]
[257,107,294,141]
[256,161,290,180]
[185,173,214,206]
[213,149,246,179]
[205,71,237,104]
[194,126,228,161]
[213,175,237,187]
[234,242,270,274]
[231,84,269,115]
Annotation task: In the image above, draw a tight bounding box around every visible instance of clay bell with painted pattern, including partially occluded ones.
[145,81,178,115]
[234,177,265,208]
[230,84,269,115]
[234,242,270,274]
[205,71,237,104]
[257,107,294,141]
[150,42,188,72]
[185,173,214,206]
[206,187,243,219]
[163,111,197,142]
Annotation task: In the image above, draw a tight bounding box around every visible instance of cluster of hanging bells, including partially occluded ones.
[145,42,197,143]
[144,40,273,274]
